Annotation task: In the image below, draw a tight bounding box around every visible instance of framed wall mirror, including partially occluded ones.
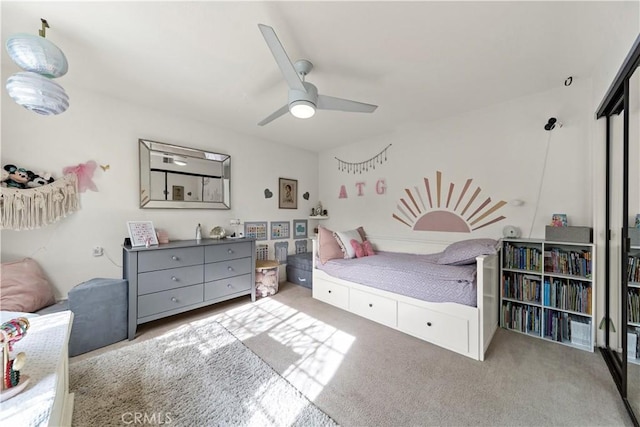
[139,139,230,209]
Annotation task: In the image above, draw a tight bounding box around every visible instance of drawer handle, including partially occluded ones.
[171,297,178,303]
[298,277,306,282]
[427,322,432,327]
[368,303,373,308]
[227,266,233,271]
[171,276,177,281]
[227,283,233,288]
[171,256,179,261]
[227,249,234,254]
[328,290,332,294]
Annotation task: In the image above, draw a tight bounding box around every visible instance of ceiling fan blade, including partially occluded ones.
[258,104,289,126]
[317,95,378,113]
[258,24,306,93]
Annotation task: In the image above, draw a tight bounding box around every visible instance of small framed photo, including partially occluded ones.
[551,214,568,227]
[293,219,308,238]
[127,221,159,247]
[271,221,290,239]
[279,178,297,209]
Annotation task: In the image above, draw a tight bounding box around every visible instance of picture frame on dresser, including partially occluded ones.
[127,221,158,247]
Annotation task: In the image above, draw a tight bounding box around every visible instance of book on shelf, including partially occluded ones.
[628,329,639,359]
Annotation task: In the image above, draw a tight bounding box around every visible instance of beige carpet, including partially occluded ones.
[70,316,336,426]
[74,282,633,426]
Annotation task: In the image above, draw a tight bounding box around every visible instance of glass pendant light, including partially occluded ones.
[6,72,69,115]
[6,33,68,78]
[4,19,69,115]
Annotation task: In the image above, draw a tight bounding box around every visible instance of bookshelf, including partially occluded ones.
[628,245,640,364]
[500,238,595,351]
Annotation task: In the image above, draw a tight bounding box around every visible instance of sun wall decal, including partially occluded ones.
[392,171,507,232]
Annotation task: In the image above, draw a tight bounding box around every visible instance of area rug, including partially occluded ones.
[69,317,337,427]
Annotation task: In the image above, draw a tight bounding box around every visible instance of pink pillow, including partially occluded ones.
[363,240,375,256]
[350,239,365,258]
[1,258,56,312]
[318,227,344,264]
[350,239,375,258]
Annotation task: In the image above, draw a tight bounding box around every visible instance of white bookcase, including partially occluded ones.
[500,238,595,351]
[628,245,640,363]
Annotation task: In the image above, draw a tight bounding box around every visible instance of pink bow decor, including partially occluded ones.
[63,160,98,193]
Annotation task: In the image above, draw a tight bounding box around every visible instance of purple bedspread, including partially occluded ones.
[316,251,478,307]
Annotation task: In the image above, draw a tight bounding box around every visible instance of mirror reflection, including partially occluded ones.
[139,139,230,209]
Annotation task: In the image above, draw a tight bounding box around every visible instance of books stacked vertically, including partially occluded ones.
[628,255,640,284]
[628,289,640,324]
[502,272,541,303]
[503,242,542,271]
[501,302,541,336]
[543,278,592,314]
[544,248,592,278]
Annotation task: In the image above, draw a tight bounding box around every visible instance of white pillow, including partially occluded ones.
[334,229,364,259]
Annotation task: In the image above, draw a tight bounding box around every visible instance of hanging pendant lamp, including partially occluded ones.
[5,19,69,115]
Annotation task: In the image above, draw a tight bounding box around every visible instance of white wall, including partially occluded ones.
[1,84,318,298]
[319,78,593,252]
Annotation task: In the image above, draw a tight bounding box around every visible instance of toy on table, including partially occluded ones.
[1,317,30,391]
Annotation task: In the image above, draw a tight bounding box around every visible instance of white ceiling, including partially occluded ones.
[1,1,636,152]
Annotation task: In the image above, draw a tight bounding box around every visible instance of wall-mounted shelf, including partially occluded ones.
[309,216,329,220]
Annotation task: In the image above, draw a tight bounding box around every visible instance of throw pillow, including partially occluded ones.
[363,240,375,256]
[350,239,376,258]
[350,239,365,258]
[437,238,499,265]
[1,258,56,312]
[318,226,344,264]
[334,229,364,259]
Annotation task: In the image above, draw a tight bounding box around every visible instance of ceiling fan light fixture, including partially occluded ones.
[289,100,315,119]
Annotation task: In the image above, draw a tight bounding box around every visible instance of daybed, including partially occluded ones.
[312,229,500,361]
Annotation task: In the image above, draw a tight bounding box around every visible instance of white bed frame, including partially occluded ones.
[311,241,500,361]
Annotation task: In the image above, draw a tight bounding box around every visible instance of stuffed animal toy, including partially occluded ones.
[3,164,34,189]
[27,174,55,188]
[0,169,9,187]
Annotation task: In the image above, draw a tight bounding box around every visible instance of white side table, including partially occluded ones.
[0,311,74,426]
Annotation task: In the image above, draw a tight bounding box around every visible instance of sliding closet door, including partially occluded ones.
[598,35,640,426]
[627,65,640,422]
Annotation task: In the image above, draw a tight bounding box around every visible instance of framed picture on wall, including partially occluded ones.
[279,178,297,209]
[293,219,308,239]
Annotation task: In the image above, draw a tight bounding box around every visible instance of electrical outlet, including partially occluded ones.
[93,246,104,257]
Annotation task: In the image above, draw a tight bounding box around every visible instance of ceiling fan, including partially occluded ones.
[257,24,378,126]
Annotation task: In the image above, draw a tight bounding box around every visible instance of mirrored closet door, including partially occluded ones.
[599,35,640,426]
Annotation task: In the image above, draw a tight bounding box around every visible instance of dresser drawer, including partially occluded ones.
[205,273,252,301]
[350,288,397,328]
[205,242,252,263]
[138,265,203,295]
[398,302,469,354]
[205,257,253,281]
[138,247,203,273]
[138,284,204,318]
[313,280,349,310]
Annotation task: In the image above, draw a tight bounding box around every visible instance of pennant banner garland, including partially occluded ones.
[335,144,392,174]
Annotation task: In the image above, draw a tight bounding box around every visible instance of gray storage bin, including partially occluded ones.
[545,226,593,244]
[287,252,313,289]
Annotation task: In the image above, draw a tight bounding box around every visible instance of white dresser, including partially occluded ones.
[123,239,256,339]
[0,310,74,426]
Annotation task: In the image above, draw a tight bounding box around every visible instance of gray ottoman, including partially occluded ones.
[67,278,128,356]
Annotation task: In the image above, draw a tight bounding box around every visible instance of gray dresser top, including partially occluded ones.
[124,238,255,253]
